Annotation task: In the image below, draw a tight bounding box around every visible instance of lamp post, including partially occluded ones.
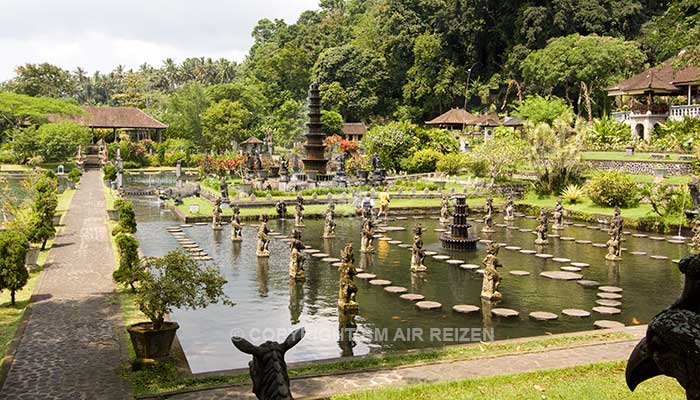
[462,67,474,132]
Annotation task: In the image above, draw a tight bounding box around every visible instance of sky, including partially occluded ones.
[0,0,319,81]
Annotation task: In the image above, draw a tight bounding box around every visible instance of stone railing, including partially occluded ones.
[585,160,691,176]
[669,104,700,121]
[611,111,631,122]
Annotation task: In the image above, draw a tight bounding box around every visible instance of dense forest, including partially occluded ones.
[1,0,699,147]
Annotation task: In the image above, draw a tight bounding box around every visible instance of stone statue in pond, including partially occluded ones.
[212,198,223,231]
[481,198,496,233]
[503,195,515,221]
[256,215,270,257]
[481,242,503,301]
[288,229,305,281]
[231,327,305,400]
[534,209,548,245]
[231,206,242,242]
[294,200,305,227]
[276,200,287,219]
[439,194,451,225]
[219,176,229,202]
[410,225,427,272]
[323,203,336,239]
[626,254,700,399]
[690,219,700,253]
[552,198,565,230]
[606,207,623,261]
[338,242,358,312]
[360,216,374,254]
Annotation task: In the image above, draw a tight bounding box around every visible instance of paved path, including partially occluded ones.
[0,170,130,400]
[163,326,644,400]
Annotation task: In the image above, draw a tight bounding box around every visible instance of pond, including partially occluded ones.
[123,171,198,189]
[131,196,685,374]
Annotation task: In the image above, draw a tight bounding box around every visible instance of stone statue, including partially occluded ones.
[337,243,358,312]
[534,209,548,245]
[480,242,503,300]
[231,328,305,400]
[335,152,346,173]
[626,254,700,398]
[370,153,380,171]
[605,207,623,261]
[410,225,427,272]
[245,151,254,170]
[323,203,336,239]
[256,215,270,257]
[253,151,263,171]
[280,156,290,178]
[288,229,305,281]
[231,206,242,242]
[439,195,451,225]
[212,198,224,230]
[503,195,515,221]
[75,144,85,170]
[481,198,496,233]
[552,198,565,230]
[690,175,700,212]
[294,200,305,227]
[276,200,287,219]
[690,219,700,253]
[360,216,374,254]
[220,177,229,202]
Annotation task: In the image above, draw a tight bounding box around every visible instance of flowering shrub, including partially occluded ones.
[339,139,360,154]
[199,154,246,178]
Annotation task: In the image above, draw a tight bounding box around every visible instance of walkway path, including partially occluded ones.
[163,326,644,400]
[0,170,130,399]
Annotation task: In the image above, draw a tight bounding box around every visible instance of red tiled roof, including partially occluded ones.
[342,122,367,136]
[50,106,167,129]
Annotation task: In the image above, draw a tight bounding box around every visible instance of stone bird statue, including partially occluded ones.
[626,254,700,399]
[232,327,305,400]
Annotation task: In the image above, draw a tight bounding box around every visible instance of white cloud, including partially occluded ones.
[0,0,318,80]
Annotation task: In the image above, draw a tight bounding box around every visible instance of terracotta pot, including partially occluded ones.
[127,321,179,360]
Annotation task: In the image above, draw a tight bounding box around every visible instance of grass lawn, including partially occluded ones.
[0,187,76,361]
[582,151,691,163]
[333,360,683,400]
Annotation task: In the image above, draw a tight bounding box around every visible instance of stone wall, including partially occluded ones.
[585,160,691,176]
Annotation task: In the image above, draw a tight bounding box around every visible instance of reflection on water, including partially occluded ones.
[131,196,686,374]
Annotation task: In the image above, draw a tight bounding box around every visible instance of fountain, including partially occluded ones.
[301,82,328,180]
[440,196,478,250]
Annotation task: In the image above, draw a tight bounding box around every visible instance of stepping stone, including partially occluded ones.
[668,239,686,244]
[495,223,508,228]
[433,255,450,260]
[594,320,625,329]
[520,249,536,254]
[592,243,607,248]
[573,224,586,227]
[453,305,480,314]
[577,280,600,288]
[562,309,591,318]
[388,240,402,245]
[632,234,648,238]
[586,226,600,230]
[599,286,623,293]
[519,229,532,233]
[561,266,582,272]
[479,239,493,244]
[425,251,438,256]
[629,251,647,256]
[593,306,621,315]
[560,237,575,241]
[650,255,669,260]
[304,245,312,249]
[505,246,521,251]
[400,293,425,301]
[491,308,519,318]
[598,292,623,300]
[384,286,408,294]
[540,271,583,280]
[369,279,392,286]
[571,262,590,268]
[195,222,209,226]
[322,257,340,263]
[649,236,665,241]
[552,257,571,263]
[596,299,622,307]
[180,224,193,228]
[509,270,530,276]
[412,216,424,219]
[576,240,592,244]
[332,262,343,268]
[311,253,330,258]
[167,227,183,231]
[378,237,392,241]
[383,227,406,231]
[182,244,200,248]
[398,244,411,248]
[476,269,485,274]
[549,234,560,238]
[525,216,537,219]
[529,311,558,321]
[673,259,681,264]
[446,259,464,265]
[303,249,320,254]
[433,228,447,232]
[460,264,480,271]
[356,273,376,280]
[535,254,553,259]
[506,226,519,230]
[416,301,442,310]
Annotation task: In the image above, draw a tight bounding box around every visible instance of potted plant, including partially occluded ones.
[127,250,232,360]
[67,168,82,189]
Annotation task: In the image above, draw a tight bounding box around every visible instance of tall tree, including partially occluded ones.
[6,63,76,98]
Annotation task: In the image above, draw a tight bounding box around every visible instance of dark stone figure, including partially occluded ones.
[280,156,290,177]
[627,254,700,399]
[220,177,229,202]
[690,175,700,212]
[336,152,346,173]
[232,328,306,400]
[370,153,379,171]
[276,200,287,219]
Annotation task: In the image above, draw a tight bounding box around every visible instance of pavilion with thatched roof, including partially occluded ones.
[425,108,479,130]
[50,106,167,142]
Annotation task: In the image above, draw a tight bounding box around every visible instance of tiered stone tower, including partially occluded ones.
[440,196,478,250]
[302,82,327,178]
